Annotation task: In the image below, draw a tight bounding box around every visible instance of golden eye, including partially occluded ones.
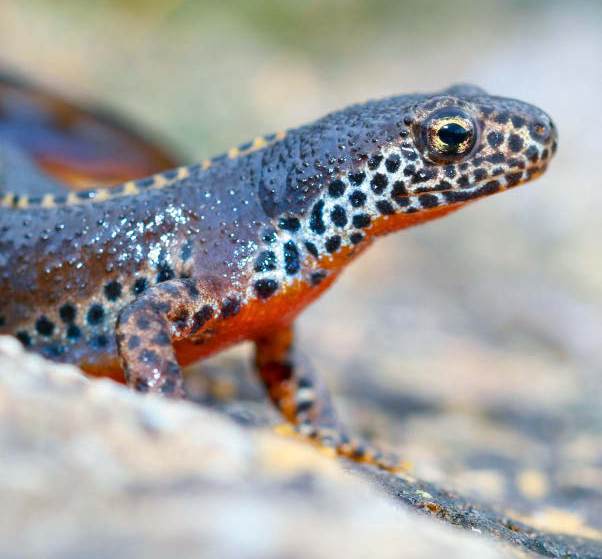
[433,120,472,153]
[416,108,477,163]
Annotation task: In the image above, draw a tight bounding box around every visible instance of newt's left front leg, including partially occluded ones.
[255,325,403,472]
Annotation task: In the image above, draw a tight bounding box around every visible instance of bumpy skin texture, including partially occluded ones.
[0,83,557,469]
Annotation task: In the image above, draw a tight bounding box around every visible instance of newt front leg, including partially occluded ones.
[116,278,222,396]
[256,326,401,470]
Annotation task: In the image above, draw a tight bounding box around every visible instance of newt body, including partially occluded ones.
[0,81,557,468]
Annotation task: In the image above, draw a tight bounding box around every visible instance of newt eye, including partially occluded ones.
[417,108,476,163]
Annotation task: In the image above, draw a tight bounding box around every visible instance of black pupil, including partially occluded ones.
[437,122,470,150]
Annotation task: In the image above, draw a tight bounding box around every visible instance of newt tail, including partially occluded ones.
[0,80,557,470]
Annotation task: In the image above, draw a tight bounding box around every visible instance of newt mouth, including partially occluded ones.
[393,162,550,210]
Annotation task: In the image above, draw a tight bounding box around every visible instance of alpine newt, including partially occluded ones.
[0,78,557,469]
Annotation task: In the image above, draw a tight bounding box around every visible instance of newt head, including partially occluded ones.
[351,83,557,235]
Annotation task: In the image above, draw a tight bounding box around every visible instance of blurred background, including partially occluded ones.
[1,0,601,539]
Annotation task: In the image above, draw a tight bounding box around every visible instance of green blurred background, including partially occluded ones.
[1,0,601,533]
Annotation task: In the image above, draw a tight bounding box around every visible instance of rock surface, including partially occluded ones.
[1,336,600,559]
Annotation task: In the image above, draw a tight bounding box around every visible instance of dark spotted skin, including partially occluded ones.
[0,82,557,471]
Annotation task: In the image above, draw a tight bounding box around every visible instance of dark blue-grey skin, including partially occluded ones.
[0,84,557,470]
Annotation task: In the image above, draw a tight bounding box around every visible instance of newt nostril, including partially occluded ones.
[530,117,556,145]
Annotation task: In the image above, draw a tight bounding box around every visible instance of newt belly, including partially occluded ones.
[0,78,557,470]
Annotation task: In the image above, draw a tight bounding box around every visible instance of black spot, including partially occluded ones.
[511,115,525,128]
[506,172,523,187]
[0,316,5,327]
[328,180,346,198]
[385,154,401,173]
[184,280,200,299]
[330,205,348,227]
[403,164,416,177]
[42,345,65,358]
[156,264,175,283]
[350,232,364,245]
[325,235,341,253]
[66,325,81,341]
[159,379,177,394]
[165,360,180,378]
[91,335,109,349]
[508,134,524,153]
[376,200,395,215]
[140,349,159,365]
[133,278,148,295]
[59,304,76,324]
[348,172,366,186]
[262,228,277,243]
[162,169,178,180]
[418,194,440,208]
[506,157,525,169]
[284,241,300,275]
[525,145,539,163]
[35,316,54,337]
[160,379,177,394]
[541,148,549,160]
[309,200,326,235]
[278,217,301,232]
[412,168,437,184]
[304,241,319,258]
[351,445,366,459]
[76,190,95,200]
[136,315,151,330]
[367,154,383,170]
[486,152,505,164]
[352,214,371,229]
[173,308,189,331]
[254,279,279,299]
[180,240,193,262]
[310,271,327,286]
[472,156,484,166]
[296,400,314,414]
[135,379,150,392]
[495,112,509,124]
[435,180,452,191]
[136,177,155,188]
[221,297,242,318]
[371,173,388,194]
[483,180,501,194]
[349,190,366,208]
[395,196,410,207]
[487,131,504,148]
[104,280,122,301]
[191,305,214,333]
[254,250,277,272]
[16,331,31,347]
[457,175,470,188]
[444,165,457,179]
[128,335,142,350]
[391,180,408,198]
[238,140,253,151]
[473,168,488,181]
